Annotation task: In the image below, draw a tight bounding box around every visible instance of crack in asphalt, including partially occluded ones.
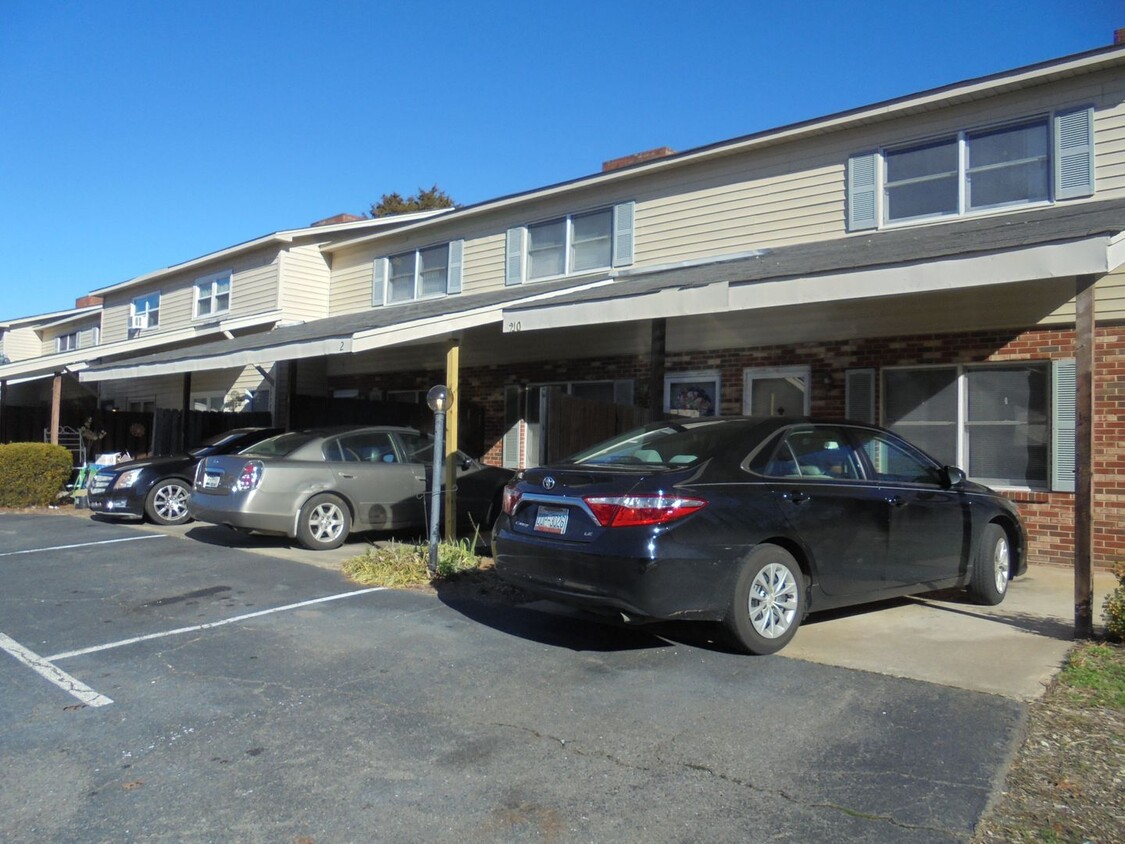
[493,721,964,840]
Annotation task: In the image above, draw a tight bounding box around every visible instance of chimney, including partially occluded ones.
[602,146,676,172]
[1116,27,1125,45]
[75,295,103,309]
[310,213,366,227]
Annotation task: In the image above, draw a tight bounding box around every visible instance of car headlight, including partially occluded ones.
[113,469,144,489]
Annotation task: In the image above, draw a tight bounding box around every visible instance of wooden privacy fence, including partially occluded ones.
[544,389,652,463]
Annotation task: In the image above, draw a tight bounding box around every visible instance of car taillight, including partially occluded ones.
[502,484,523,516]
[583,495,707,527]
[236,461,263,491]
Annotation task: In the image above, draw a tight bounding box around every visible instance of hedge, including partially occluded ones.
[0,443,74,507]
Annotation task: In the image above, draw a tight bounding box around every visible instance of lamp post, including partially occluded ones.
[426,385,450,575]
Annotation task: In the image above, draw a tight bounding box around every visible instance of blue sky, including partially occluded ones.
[1,0,1121,319]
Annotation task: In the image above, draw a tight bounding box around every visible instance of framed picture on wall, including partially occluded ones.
[664,370,720,417]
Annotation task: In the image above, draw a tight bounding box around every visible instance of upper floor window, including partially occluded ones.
[195,271,231,318]
[847,107,1094,231]
[373,240,463,306]
[56,331,79,353]
[506,201,635,285]
[130,293,160,331]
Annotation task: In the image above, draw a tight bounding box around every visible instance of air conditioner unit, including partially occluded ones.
[130,314,146,330]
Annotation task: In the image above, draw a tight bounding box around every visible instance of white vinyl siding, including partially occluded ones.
[278,245,331,320]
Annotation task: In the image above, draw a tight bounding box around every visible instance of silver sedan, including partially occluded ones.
[188,426,513,550]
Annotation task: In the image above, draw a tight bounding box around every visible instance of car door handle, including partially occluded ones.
[338,473,355,479]
[886,495,907,508]
[782,491,809,505]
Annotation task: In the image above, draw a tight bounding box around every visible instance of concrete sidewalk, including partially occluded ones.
[783,565,1117,700]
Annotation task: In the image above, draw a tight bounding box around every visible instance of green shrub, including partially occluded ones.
[0,443,74,507]
[1104,562,1125,643]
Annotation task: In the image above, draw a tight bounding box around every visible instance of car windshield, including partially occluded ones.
[565,420,742,468]
[240,432,317,458]
[189,429,253,458]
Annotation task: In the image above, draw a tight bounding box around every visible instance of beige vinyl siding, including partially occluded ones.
[100,375,184,410]
[37,320,100,356]
[101,247,281,343]
[278,245,331,320]
[3,326,43,361]
[1036,267,1125,324]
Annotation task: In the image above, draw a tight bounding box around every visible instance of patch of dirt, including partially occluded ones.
[431,561,532,606]
[974,649,1125,843]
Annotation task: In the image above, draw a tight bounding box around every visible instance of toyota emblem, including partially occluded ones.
[543,476,556,490]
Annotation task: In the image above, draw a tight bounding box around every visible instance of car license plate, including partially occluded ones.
[534,506,569,535]
[202,471,222,490]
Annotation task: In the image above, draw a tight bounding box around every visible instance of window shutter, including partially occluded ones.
[613,379,634,406]
[1054,107,1095,200]
[612,201,635,267]
[1051,359,1077,492]
[505,227,525,286]
[372,257,389,307]
[502,385,522,468]
[447,240,463,294]
[847,152,879,231]
[845,369,876,423]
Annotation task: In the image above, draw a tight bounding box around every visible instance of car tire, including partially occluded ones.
[968,523,1010,606]
[723,545,805,655]
[296,494,351,551]
[144,479,192,526]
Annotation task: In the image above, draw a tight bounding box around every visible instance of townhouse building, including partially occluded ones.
[6,38,1125,569]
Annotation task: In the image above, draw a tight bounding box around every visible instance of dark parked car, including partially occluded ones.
[86,427,282,525]
[492,417,1026,655]
[188,426,513,550]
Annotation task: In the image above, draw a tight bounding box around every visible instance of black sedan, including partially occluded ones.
[86,427,282,525]
[492,417,1026,655]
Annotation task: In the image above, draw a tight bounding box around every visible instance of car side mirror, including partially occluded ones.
[942,466,966,487]
[459,456,474,471]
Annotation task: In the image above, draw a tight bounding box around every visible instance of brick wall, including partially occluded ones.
[326,324,1124,570]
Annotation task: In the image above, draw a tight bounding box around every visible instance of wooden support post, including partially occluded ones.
[50,373,62,445]
[1074,275,1096,639]
[444,340,460,541]
[649,318,667,418]
[0,378,7,443]
[284,360,298,430]
[180,372,192,453]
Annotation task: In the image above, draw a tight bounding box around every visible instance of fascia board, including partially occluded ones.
[726,238,1112,311]
[79,336,353,382]
[505,238,1110,331]
[352,279,617,351]
[504,282,730,332]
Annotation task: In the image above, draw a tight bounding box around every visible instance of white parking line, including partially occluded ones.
[0,534,167,558]
[47,587,389,661]
[0,632,114,707]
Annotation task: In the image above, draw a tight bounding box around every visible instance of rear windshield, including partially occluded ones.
[190,429,254,458]
[565,420,746,468]
[240,432,316,458]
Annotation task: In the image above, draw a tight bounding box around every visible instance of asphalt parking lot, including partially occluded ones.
[0,511,1095,843]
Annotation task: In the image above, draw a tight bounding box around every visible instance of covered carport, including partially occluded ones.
[501,198,1125,637]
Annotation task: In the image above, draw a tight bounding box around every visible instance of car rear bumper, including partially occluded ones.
[187,492,295,536]
[491,523,736,621]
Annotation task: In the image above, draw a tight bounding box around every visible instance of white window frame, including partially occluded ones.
[56,331,79,353]
[130,292,160,331]
[190,392,227,412]
[741,366,811,417]
[194,270,232,319]
[525,208,614,281]
[881,361,1053,490]
[881,116,1051,226]
[378,241,460,306]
